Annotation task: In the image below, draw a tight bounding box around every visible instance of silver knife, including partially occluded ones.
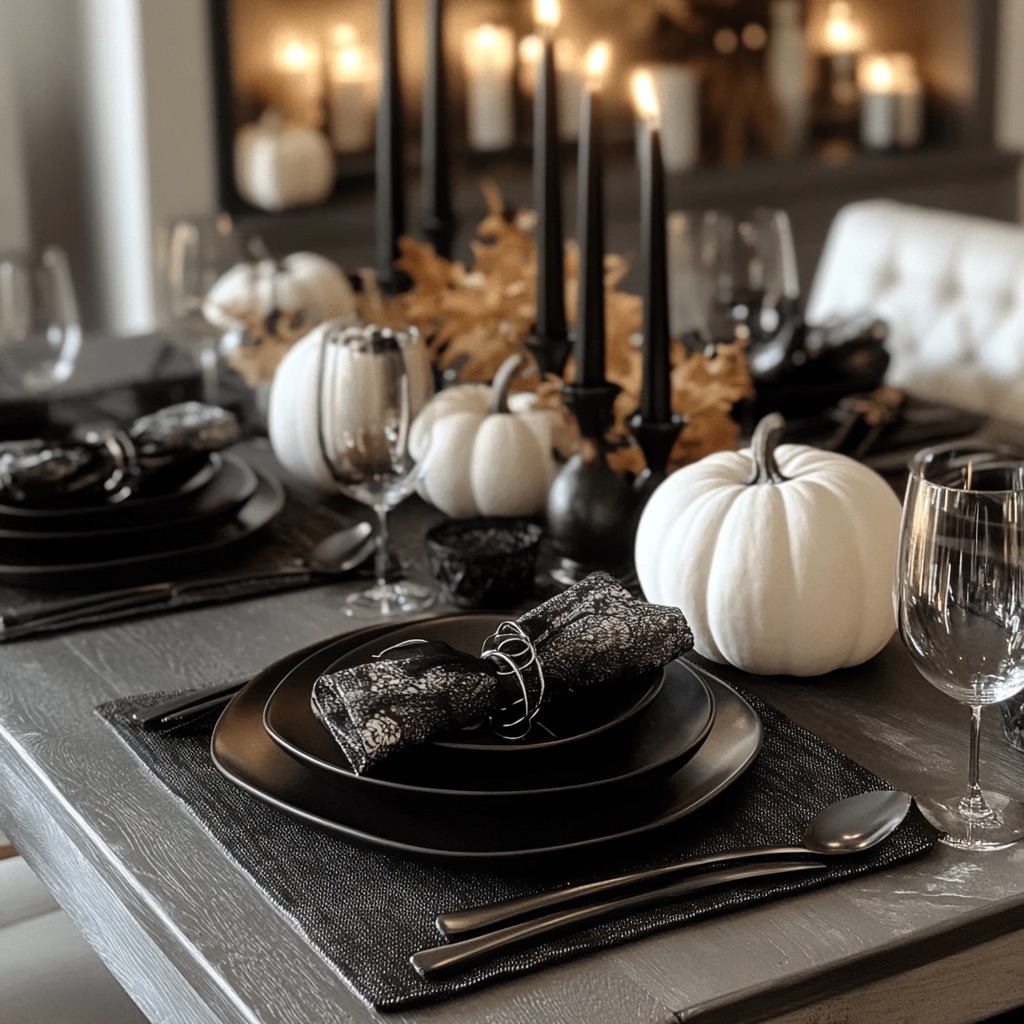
[410,860,825,978]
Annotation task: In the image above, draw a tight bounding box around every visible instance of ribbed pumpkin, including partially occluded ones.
[409,355,560,518]
[635,413,902,676]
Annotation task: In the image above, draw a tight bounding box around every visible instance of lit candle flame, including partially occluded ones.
[333,23,358,49]
[585,41,610,88]
[534,0,561,32]
[631,70,660,127]
[336,46,365,80]
[279,38,317,72]
[822,1,864,54]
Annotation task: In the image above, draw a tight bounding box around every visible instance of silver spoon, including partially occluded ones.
[436,790,913,939]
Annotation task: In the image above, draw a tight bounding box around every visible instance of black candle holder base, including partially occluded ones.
[629,413,686,501]
[527,330,572,379]
[421,212,456,261]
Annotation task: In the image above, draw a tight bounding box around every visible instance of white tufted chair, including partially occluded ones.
[806,200,1024,423]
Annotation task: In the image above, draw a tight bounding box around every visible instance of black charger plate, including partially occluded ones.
[0,454,221,530]
[263,614,709,799]
[0,455,259,563]
[0,469,284,587]
[213,640,761,859]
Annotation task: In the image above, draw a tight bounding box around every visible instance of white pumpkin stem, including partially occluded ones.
[489,354,529,415]
[745,412,788,485]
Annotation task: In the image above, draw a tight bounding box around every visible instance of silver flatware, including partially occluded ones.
[0,522,375,641]
[411,860,824,978]
[436,790,912,938]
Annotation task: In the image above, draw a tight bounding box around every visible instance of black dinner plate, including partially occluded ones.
[0,454,221,530]
[0,454,259,563]
[0,468,284,588]
[318,616,666,754]
[213,630,762,859]
[262,615,707,799]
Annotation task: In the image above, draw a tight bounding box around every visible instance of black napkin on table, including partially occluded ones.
[311,571,695,774]
[0,402,239,505]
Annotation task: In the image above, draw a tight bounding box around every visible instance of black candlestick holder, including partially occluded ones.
[545,382,637,587]
[629,411,686,503]
[422,211,456,262]
[526,330,572,379]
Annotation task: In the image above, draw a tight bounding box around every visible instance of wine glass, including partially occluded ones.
[668,208,799,351]
[156,213,244,404]
[895,442,1024,850]
[315,321,435,616]
[0,246,82,392]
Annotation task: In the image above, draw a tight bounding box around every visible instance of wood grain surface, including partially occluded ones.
[3,443,1024,1023]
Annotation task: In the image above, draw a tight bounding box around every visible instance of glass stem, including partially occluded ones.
[962,704,993,818]
[372,503,390,588]
[198,336,219,405]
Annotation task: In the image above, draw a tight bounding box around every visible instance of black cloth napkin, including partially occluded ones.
[96,665,938,1012]
[0,402,239,505]
[312,572,694,773]
[0,488,360,642]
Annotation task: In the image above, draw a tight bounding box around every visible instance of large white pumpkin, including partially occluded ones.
[635,413,902,676]
[234,111,335,213]
[268,321,434,490]
[203,253,356,332]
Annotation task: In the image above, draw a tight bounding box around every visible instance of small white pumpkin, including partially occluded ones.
[234,110,335,213]
[635,413,902,676]
[409,354,559,518]
[268,321,434,490]
[203,253,356,332]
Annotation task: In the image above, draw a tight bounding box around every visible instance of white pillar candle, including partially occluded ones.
[858,53,923,150]
[274,34,323,127]
[464,24,516,151]
[328,27,374,153]
[556,40,582,142]
[650,64,700,172]
[821,1,865,107]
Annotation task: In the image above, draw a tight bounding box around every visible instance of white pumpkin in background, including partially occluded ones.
[234,110,335,213]
[268,321,434,490]
[635,413,902,677]
[203,253,357,332]
[409,354,561,518]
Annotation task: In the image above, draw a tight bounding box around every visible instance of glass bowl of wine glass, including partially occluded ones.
[895,441,1024,850]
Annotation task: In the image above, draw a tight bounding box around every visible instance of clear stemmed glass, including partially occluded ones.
[668,207,800,352]
[315,321,435,616]
[0,246,82,393]
[896,443,1024,850]
[157,213,244,404]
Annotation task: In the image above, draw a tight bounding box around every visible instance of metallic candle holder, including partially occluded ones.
[629,411,686,504]
[545,382,636,587]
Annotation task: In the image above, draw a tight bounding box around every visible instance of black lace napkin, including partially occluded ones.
[0,402,239,505]
[312,572,695,774]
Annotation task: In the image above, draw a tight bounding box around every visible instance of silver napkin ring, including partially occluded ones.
[81,428,137,502]
[482,622,546,740]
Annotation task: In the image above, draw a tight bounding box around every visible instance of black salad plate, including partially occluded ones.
[0,468,284,588]
[213,621,762,858]
[0,455,259,562]
[262,615,706,798]
[0,454,221,530]
[317,615,666,755]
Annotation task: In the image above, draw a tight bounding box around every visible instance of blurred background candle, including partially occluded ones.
[859,53,923,150]
[423,0,454,257]
[650,64,700,173]
[518,34,542,97]
[556,41,582,142]
[575,41,610,387]
[464,24,515,151]
[274,33,323,127]
[632,70,671,424]
[376,0,405,291]
[821,1,865,108]
[328,25,374,152]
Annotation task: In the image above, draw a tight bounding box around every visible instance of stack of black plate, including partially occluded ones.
[0,453,284,588]
[212,614,765,859]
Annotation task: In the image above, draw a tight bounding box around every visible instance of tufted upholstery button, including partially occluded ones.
[807,201,1024,423]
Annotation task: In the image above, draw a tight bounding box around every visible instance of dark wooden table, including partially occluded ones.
[3,439,1024,1024]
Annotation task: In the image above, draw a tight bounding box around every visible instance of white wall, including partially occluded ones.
[0,9,29,252]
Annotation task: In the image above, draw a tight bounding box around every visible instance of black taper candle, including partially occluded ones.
[533,27,568,372]
[421,0,454,258]
[376,0,405,292]
[575,45,608,388]
[638,98,671,423]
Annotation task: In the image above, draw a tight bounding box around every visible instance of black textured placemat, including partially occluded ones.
[0,487,362,641]
[96,667,938,1012]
